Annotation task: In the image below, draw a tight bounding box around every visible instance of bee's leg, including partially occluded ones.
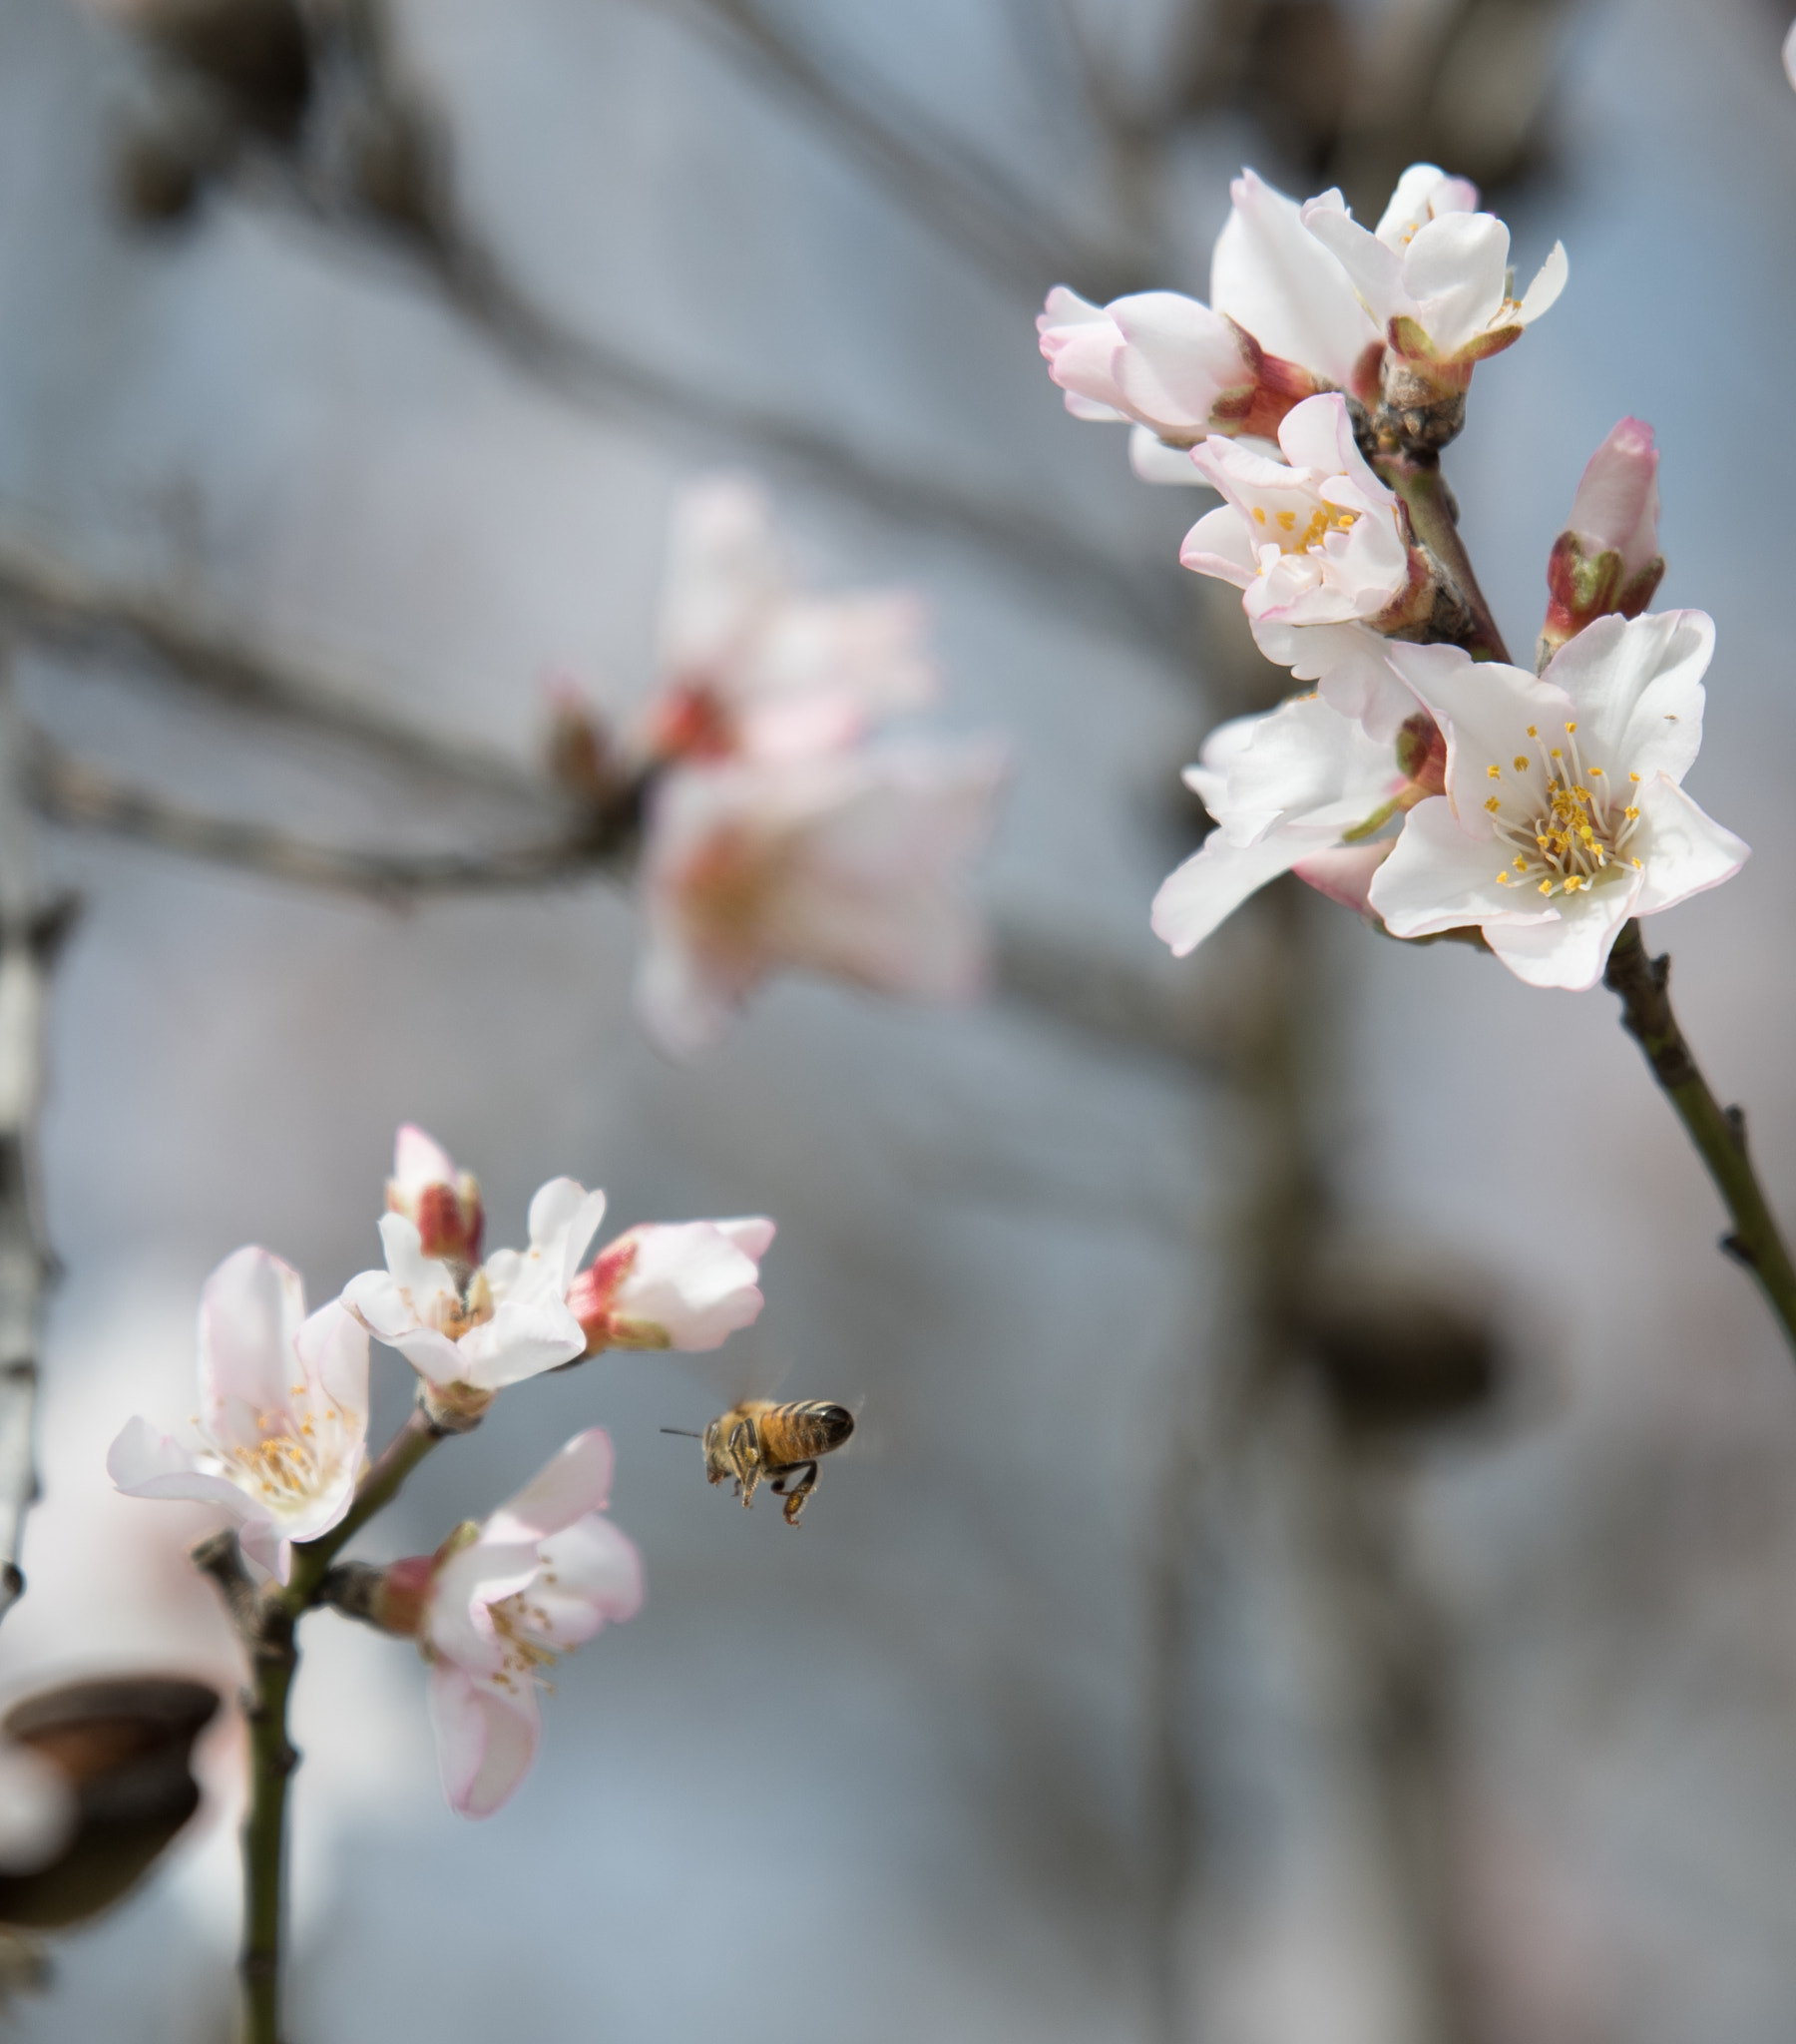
[772,1463,819,1527]
[727,1419,759,1508]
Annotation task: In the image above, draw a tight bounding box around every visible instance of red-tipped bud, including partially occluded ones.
[386,1125,483,1274]
[1395,713,1448,796]
[1539,417,1666,666]
[544,678,634,802]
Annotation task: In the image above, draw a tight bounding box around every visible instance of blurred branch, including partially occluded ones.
[637,0,1133,300]
[0,536,545,805]
[26,735,628,904]
[0,653,79,1626]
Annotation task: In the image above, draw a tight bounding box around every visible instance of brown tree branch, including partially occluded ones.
[0,653,79,1624]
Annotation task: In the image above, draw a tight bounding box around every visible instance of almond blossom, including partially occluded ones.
[1151,690,1427,955]
[1539,417,1665,663]
[642,476,935,764]
[109,1247,369,1581]
[567,1217,774,1356]
[344,1135,604,1400]
[381,1430,643,1818]
[636,742,1002,1056]
[1367,612,1748,988]
[1178,393,1430,736]
[1302,163,1568,377]
[1038,167,1379,481]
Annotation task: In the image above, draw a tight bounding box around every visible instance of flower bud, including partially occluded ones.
[1538,417,1665,666]
[386,1125,484,1276]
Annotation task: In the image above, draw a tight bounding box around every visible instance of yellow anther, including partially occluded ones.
[1589,766,1602,776]
[1628,770,1641,782]
[1538,878,1553,894]
[1514,756,1528,770]
[1527,726,1538,738]
[1484,795,1501,812]
[1623,805,1639,819]
[1565,721,1577,734]
[1551,748,1563,760]
[1252,506,1267,524]
[1488,765,1502,779]
[1496,871,1510,884]
[1275,509,1297,532]
[1335,513,1356,529]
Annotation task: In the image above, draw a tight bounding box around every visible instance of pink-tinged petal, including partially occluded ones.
[532,1515,645,1641]
[1037,292,1128,415]
[1128,427,1207,485]
[635,934,737,1060]
[427,1540,541,1673]
[292,1297,368,1422]
[1517,242,1569,325]
[372,1212,458,1313]
[1483,882,1639,991]
[1109,291,1251,429]
[428,1663,541,1820]
[524,1179,610,1290]
[609,1222,767,1350]
[392,1124,458,1197]
[106,1417,259,1518]
[365,1318,468,1389]
[1401,211,1510,359]
[1301,196,1405,329]
[1274,391,1372,485]
[1630,777,1750,916]
[1291,840,1392,913]
[1541,610,1712,786]
[1387,643,1570,824]
[1192,690,1403,845]
[1178,504,1258,587]
[238,1520,289,1583]
[1375,164,1479,242]
[451,1297,586,1391]
[656,476,785,680]
[717,1216,776,1261]
[1210,170,1379,388]
[1256,620,1415,742]
[1151,827,1318,955]
[485,1429,618,1545]
[1568,418,1660,578]
[1367,796,1555,937]
[197,1247,306,1448]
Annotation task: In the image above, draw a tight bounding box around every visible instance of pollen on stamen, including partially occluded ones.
[1275,509,1297,532]
[1526,726,1538,738]
[1496,871,1511,884]
[1488,765,1501,779]
[1565,722,1577,734]
[1513,756,1528,771]
[1538,879,1553,894]
[1589,766,1602,777]
[1628,771,1641,783]
[1624,805,1639,819]
[1484,796,1501,812]
[1252,507,1267,524]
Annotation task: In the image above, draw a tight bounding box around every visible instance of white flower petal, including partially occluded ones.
[1211,170,1379,388]
[428,1662,541,1820]
[1542,610,1713,787]
[1483,883,1639,990]
[484,1430,618,1546]
[1517,242,1570,325]
[1630,777,1750,916]
[1368,796,1553,937]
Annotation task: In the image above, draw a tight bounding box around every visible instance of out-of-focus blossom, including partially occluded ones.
[636,743,1003,1056]
[1539,417,1666,664]
[1039,168,1379,476]
[1369,612,1747,988]
[345,1142,604,1400]
[1179,394,1432,734]
[385,1123,484,1276]
[1303,163,1568,376]
[1151,691,1428,954]
[1785,16,1796,92]
[109,1248,368,1581]
[642,477,935,765]
[567,1218,773,1356]
[381,1430,642,1818]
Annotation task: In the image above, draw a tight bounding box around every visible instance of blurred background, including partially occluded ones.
[3,0,1796,2037]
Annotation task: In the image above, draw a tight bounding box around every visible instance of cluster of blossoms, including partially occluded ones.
[566,478,1004,1056]
[1042,164,1746,990]
[109,1126,774,1815]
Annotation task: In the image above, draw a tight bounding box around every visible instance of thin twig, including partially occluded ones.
[1604,918,1796,1359]
[0,536,546,805]
[0,653,77,1625]
[639,0,1130,300]
[26,734,630,903]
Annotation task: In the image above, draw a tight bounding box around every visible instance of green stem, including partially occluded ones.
[1604,919,1796,1358]
[282,1402,447,1611]
[240,1609,297,2044]
[215,1400,450,2042]
[1376,454,1511,664]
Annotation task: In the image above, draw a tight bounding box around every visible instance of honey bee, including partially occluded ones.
[664,1399,855,1526]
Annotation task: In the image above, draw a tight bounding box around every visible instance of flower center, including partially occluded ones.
[427,1267,495,1344]
[1250,501,1360,560]
[488,1590,564,1695]
[228,1426,326,1510]
[1484,720,1643,898]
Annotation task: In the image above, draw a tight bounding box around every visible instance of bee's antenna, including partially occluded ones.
[659,1427,703,1438]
